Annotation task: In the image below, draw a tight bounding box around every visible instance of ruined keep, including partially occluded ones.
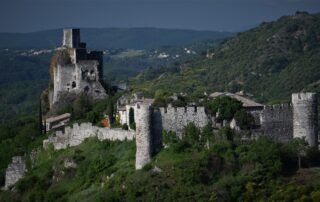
[292,93,318,147]
[51,28,107,105]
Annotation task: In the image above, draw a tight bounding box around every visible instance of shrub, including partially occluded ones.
[183,123,200,145]
[162,130,178,145]
[205,96,242,122]
[234,109,255,130]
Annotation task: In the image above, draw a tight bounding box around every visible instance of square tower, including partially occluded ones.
[63,28,80,48]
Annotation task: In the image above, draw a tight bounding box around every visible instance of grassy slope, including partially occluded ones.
[131,12,320,103]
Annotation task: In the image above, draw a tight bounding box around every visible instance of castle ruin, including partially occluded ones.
[51,28,107,105]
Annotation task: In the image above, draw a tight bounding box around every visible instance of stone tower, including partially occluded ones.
[51,28,107,105]
[292,92,318,147]
[135,103,152,170]
[63,28,80,48]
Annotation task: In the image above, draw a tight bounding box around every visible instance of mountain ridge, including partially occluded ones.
[0,27,232,49]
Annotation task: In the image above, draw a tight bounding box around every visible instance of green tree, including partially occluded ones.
[205,96,242,122]
[234,109,255,130]
[285,138,308,169]
[72,93,91,120]
[183,122,200,145]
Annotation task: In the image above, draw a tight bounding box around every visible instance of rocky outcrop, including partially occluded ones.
[4,156,27,190]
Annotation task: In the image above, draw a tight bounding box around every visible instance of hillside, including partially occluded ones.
[132,12,320,103]
[1,132,320,201]
[0,38,223,122]
[0,28,232,50]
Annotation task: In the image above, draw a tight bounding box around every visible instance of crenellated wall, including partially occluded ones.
[135,104,152,170]
[43,123,135,150]
[159,105,209,137]
[258,103,293,143]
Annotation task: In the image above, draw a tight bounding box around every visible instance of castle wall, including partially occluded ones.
[292,93,318,147]
[258,104,293,143]
[135,104,152,170]
[43,123,135,150]
[53,64,75,103]
[159,105,209,137]
[5,156,27,190]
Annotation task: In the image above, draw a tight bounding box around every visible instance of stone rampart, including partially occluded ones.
[159,105,209,137]
[43,122,135,150]
[259,103,293,142]
[4,156,27,190]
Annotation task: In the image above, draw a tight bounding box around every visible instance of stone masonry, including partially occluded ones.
[4,156,27,190]
[135,104,153,170]
[258,104,293,143]
[159,105,209,138]
[43,122,135,150]
[52,28,107,105]
[292,92,318,147]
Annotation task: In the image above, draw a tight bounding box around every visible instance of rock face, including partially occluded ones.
[52,28,107,105]
[135,104,152,170]
[5,156,27,190]
[43,122,135,150]
[292,92,318,147]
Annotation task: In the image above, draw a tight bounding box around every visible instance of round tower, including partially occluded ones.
[135,103,152,170]
[292,92,318,147]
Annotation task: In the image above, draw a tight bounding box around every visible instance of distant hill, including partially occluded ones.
[132,12,320,103]
[0,28,232,49]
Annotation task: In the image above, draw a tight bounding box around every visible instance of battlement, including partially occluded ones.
[160,105,206,114]
[263,103,292,111]
[159,105,208,137]
[63,28,80,48]
[292,92,317,102]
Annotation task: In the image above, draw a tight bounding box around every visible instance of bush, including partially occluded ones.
[162,130,178,145]
[234,109,255,130]
[73,93,92,120]
[183,123,200,145]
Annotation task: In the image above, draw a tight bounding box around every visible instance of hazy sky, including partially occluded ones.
[1,0,320,33]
